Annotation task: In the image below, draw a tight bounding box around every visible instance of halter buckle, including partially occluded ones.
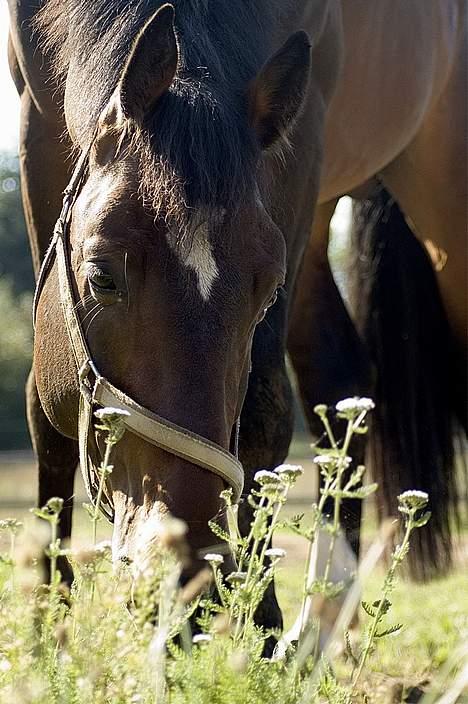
[78,359,101,403]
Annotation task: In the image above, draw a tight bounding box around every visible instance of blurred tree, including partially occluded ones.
[0,151,34,449]
[0,152,34,295]
[0,278,32,449]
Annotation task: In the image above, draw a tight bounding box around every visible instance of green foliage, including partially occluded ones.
[0,153,33,295]
[0,151,34,449]
[0,401,463,703]
[0,277,32,449]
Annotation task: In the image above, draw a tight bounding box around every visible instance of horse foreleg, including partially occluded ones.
[237,296,296,654]
[287,199,371,556]
[26,371,78,585]
[13,57,77,582]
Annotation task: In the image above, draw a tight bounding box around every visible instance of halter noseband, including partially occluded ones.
[33,144,244,522]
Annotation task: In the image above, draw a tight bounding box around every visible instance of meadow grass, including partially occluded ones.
[0,401,466,703]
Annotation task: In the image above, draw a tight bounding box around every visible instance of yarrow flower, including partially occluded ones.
[95,407,131,443]
[336,397,375,416]
[94,407,131,422]
[264,548,286,559]
[275,464,304,481]
[192,633,213,644]
[226,571,247,585]
[0,519,23,534]
[254,470,283,487]
[397,490,429,511]
[46,497,64,515]
[0,658,11,673]
[204,553,224,566]
[313,454,337,467]
[313,404,328,417]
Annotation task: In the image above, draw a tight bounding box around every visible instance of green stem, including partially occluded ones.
[213,567,227,608]
[321,420,354,584]
[351,515,414,692]
[237,495,266,573]
[313,419,354,662]
[297,477,332,641]
[92,439,113,545]
[257,489,287,567]
[244,489,288,632]
[233,491,282,642]
[233,532,261,642]
[49,515,58,586]
[230,494,268,634]
[322,415,338,450]
[9,532,16,589]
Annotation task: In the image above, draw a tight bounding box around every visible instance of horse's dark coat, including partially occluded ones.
[36,0,289,229]
[12,0,332,645]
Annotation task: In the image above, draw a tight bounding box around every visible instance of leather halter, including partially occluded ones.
[33,143,244,521]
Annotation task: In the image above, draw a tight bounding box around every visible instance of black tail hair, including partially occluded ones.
[349,186,462,580]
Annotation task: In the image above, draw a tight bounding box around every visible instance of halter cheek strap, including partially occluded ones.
[33,145,244,522]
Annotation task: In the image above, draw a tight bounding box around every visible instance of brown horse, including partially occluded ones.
[8,0,466,644]
[289,0,467,578]
[8,0,341,639]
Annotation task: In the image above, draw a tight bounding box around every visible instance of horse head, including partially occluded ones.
[34,4,310,580]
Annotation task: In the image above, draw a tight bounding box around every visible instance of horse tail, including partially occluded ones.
[349,185,460,580]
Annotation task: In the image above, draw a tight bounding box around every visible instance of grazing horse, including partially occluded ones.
[8,0,341,637]
[288,0,467,579]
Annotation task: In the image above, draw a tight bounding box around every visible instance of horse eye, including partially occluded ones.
[88,268,116,293]
[258,288,280,323]
[265,287,280,312]
[269,288,279,308]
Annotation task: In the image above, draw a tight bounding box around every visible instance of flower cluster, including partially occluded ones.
[94,406,130,444]
[397,490,429,512]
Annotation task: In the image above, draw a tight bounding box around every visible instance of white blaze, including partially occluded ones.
[182,222,219,301]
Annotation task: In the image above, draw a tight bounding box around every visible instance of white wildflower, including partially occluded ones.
[0,658,11,672]
[313,454,337,467]
[192,633,213,644]
[313,404,328,417]
[398,490,429,510]
[204,553,224,566]
[0,518,23,533]
[226,571,247,585]
[275,464,303,480]
[95,407,131,443]
[265,548,286,559]
[254,470,282,486]
[336,397,375,415]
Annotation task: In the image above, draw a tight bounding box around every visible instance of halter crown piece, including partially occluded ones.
[33,143,244,522]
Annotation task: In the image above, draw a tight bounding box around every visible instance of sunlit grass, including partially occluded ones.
[0,401,466,703]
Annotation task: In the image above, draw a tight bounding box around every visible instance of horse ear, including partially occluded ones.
[118,3,178,121]
[249,31,311,150]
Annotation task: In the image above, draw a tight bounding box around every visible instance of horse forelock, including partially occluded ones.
[35,0,286,242]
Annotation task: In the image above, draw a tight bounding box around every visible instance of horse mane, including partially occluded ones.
[35,0,284,234]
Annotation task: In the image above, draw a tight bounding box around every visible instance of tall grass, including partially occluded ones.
[0,400,465,703]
